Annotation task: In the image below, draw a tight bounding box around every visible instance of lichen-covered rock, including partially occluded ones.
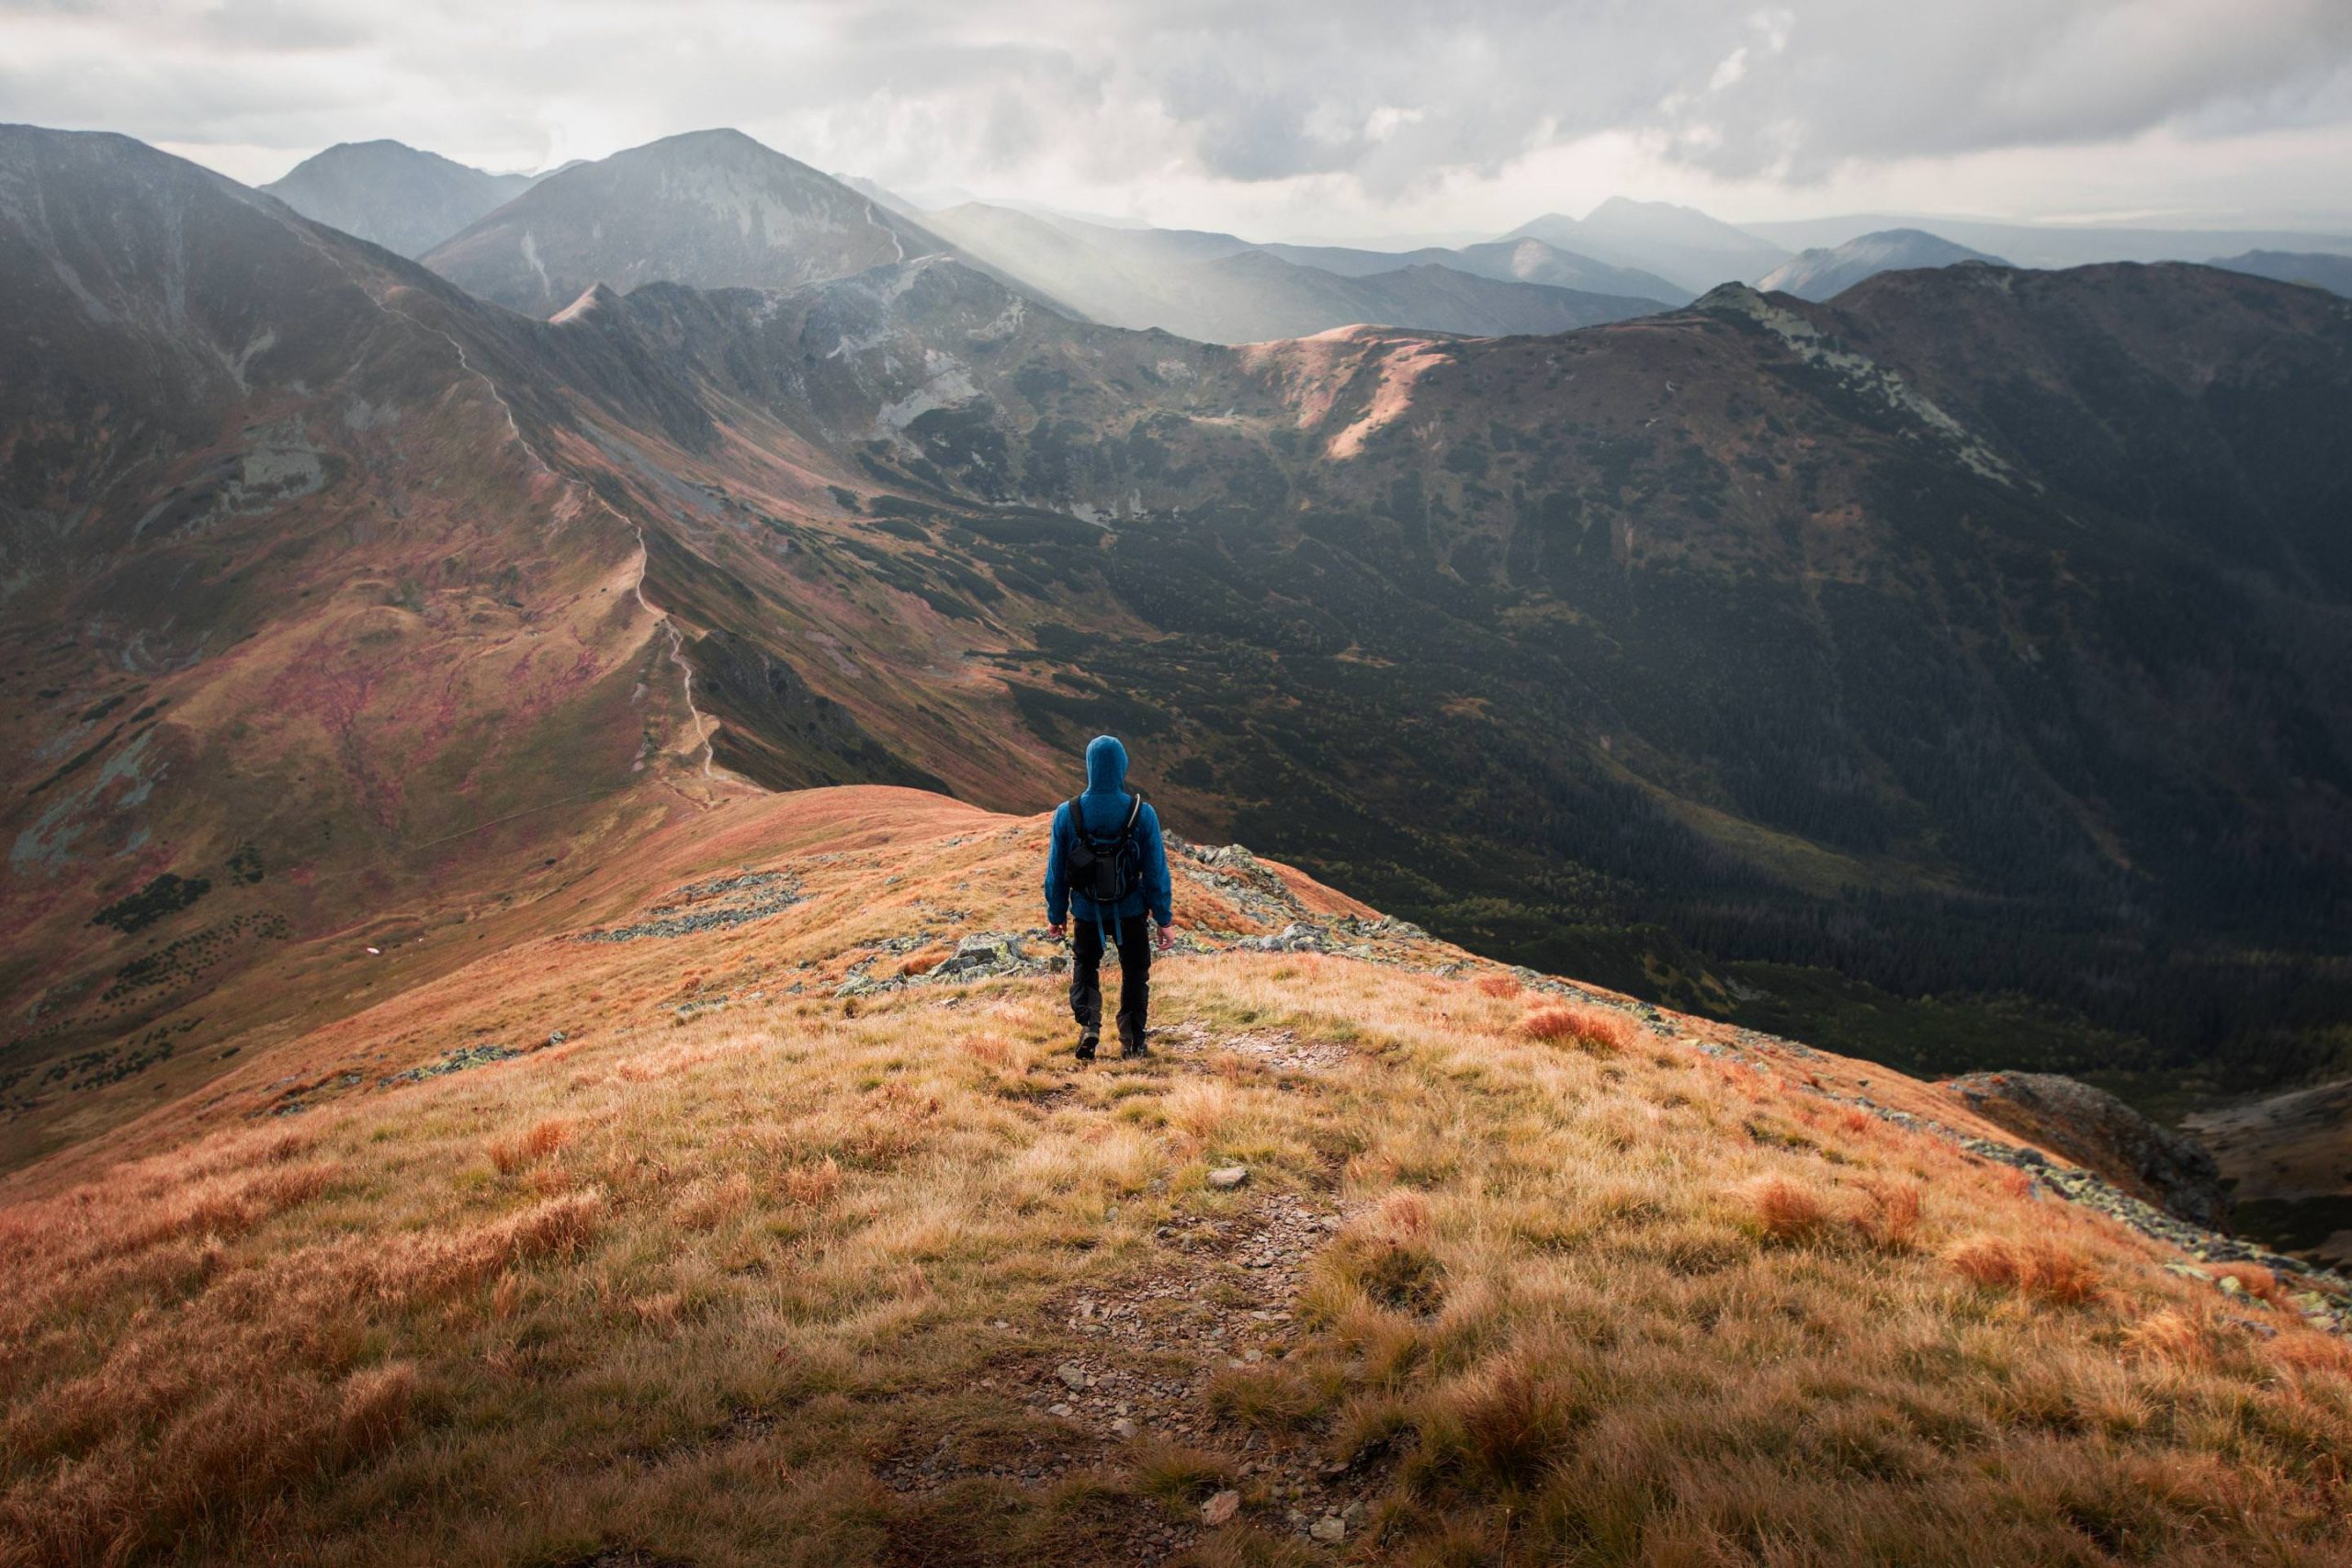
[933,931,1025,976]
[1945,1071,2230,1229]
[1237,921,1325,953]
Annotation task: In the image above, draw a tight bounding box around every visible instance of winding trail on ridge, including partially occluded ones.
[278,207,719,795]
[629,523,717,782]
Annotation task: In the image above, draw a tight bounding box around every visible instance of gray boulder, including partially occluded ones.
[933,931,1026,976]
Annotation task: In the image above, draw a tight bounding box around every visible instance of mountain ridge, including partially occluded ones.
[6,122,2352,1189]
[8,779,2352,1564]
[261,138,541,257]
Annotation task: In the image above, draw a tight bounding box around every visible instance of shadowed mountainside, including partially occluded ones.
[551,249,2352,1092]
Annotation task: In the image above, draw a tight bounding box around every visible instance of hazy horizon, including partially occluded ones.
[5,0,2349,244]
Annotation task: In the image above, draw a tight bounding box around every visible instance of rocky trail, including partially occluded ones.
[869,1019,1378,1558]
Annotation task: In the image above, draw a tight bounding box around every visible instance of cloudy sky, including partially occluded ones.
[6,0,2351,239]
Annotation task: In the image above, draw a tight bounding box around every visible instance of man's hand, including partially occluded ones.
[1156,920,1175,952]
[1048,923,1066,942]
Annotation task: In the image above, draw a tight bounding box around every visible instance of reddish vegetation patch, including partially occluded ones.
[1946,1234,2103,1305]
[488,1118,572,1175]
[1521,1003,1640,1053]
[1746,1177,1830,1245]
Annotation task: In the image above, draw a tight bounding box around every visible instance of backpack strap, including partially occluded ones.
[1069,795,1089,838]
[1117,792,1142,842]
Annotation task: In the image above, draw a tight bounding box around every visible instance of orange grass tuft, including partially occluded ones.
[1475,974,1522,998]
[1858,1180,1925,1251]
[487,1118,571,1175]
[1745,1176,1831,1244]
[1521,1004,1640,1053]
[1945,1234,2102,1305]
[2125,1308,2215,1369]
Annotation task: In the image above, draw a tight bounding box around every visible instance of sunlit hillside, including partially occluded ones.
[7,787,2352,1565]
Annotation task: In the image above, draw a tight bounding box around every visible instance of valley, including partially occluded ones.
[6,103,2352,1563]
[9,124,2352,1180]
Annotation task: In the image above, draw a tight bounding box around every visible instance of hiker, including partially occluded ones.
[1044,735,1174,1061]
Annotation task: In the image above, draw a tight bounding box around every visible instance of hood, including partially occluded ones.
[1084,735,1128,795]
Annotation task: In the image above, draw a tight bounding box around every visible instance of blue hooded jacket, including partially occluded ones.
[1044,736,1173,929]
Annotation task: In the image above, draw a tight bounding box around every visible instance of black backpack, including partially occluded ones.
[1067,793,1145,907]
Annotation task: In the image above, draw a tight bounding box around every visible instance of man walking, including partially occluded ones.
[1045,735,1174,1061]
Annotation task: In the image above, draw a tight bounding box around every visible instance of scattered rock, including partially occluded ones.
[1056,1360,1091,1390]
[934,931,1026,976]
[1207,1166,1249,1190]
[1238,921,1326,953]
[1202,1490,1241,1527]
[1946,1071,2230,1228]
[576,871,802,942]
[1156,1021,1352,1074]
[1311,1515,1346,1542]
[381,1043,517,1086]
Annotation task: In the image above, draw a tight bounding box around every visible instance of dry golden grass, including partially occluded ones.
[5,790,2352,1566]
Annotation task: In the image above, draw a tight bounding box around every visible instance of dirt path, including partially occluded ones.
[871,1019,1376,1558]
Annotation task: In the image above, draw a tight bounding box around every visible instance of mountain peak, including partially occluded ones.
[1586,194,1698,220]
[626,126,781,162]
[1756,228,2008,301]
[263,138,539,257]
[420,129,951,315]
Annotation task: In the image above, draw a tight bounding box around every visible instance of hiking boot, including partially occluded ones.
[1076,1027,1099,1062]
[1117,1018,1148,1057]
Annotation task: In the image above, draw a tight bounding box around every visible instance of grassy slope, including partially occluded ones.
[6,786,2352,1566]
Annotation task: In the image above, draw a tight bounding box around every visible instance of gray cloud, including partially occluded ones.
[2,0,2347,224]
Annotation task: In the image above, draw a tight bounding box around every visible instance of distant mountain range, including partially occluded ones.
[1255,235,1692,305]
[1747,213,2352,272]
[262,140,542,257]
[1757,229,2009,302]
[922,202,1677,342]
[2210,250,2352,299]
[254,132,2352,333]
[1508,198,1793,294]
[8,120,2352,1170]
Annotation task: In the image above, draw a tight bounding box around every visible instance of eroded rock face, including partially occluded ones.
[1946,1072,2229,1229]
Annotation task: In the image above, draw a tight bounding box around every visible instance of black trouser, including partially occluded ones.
[1070,913,1150,1040]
